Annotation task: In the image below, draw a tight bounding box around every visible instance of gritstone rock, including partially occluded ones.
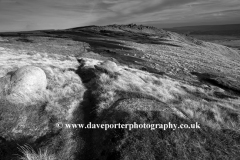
[95,60,120,73]
[0,66,47,104]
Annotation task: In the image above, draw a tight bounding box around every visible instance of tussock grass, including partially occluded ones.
[0,67,85,159]
[0,97,52,139]
[90,65,187,113]
[92,103,240,160]
[43,67,86,121]
[0,48,86,159]
[79,58,240,159]
[0,99,59,160]
[0,51,85,119]
[178,99,240,131]
[0,46,86,117]
[18,145,56,160]
[0,98,22,136]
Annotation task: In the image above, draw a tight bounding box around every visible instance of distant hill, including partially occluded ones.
[164,24,240,49]
[165,24,240,36]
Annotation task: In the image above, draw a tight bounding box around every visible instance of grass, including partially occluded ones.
[78,58,240,160]
[0,44,86,119]
[0,98,57,160]
[18,145,56,160]
[0,52,86,159]
[90,100,240,160]
[1,25,240,160]
[43,67,86,121]
[88,63,188,113]
[0,36,87,57]
[178,98,240,130]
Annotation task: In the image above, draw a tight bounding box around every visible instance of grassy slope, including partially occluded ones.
[79,58,240,160]
[0,39,86,159]
[0,24,240,159]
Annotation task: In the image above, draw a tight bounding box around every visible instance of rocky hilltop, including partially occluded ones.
[0,24,240,160]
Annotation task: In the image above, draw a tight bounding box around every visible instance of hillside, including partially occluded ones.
[1,24,240,160]
[166,24,240,35]
[166,24,240,50]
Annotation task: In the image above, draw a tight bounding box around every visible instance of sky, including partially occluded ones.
[0,0,240,32]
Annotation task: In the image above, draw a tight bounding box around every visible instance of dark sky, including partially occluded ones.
[0,0,240,31]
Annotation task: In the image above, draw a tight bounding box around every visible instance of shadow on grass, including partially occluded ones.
[16,37,33,43]
[139,65,165,76]
[4,28,181,48]
[68,66,240,160]
[70,89,98,160]
[0,131,62,160]
[191,72,240,96]
[64,29,181,47]
[71,64,99,160]
[0,100,61,160]
[72,37,133,51]
[91,106,240,160]
[0,136,37,160]
[96,30,181,47]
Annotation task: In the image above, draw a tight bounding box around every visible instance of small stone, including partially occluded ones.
[95,60,120,73]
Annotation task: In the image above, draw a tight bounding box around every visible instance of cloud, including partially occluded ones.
[96,0,240,26]
[0,0,240,31]
[102,0,120,4]
[106,0,193,15]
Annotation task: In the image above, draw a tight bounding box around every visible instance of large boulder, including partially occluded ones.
[0,65,81,160]
[0,66,47,104]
